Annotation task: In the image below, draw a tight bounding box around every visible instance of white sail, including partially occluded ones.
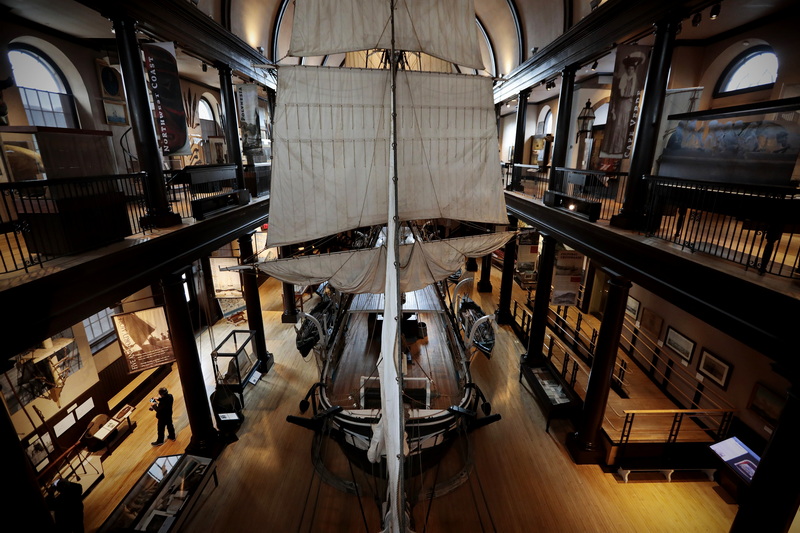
[255,232,515,294]
[289,0,484,70]
[267,66,507,247]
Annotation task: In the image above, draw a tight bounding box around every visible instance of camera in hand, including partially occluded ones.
[150,398,157,403]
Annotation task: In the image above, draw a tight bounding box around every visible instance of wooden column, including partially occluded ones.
[113,15,180,228]
[510,89,531,192]
[217,65,246,193]
[611,16,678,230]
[522,233,556,365]
[477,253,493,293]
[567,274,630,464]
[162,271,220,457]
[237,233,273,373]
[549,67,576,192]
[2,403,56,532]
[496,216,518,325]
[731,386,800,532]
[279,246,298,323]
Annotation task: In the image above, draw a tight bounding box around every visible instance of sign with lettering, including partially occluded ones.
[141,42,189,155]
[113,306,175,373]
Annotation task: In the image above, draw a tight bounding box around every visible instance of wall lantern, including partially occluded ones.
[576,99,595,141]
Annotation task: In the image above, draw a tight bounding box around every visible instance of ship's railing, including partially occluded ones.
[643,175,800,277]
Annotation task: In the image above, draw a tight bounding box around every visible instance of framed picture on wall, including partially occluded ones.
[664,326,695,363]
[747,383,786,428]
[208,136,227,165]
[103,100,129,126]
[625,296,640,320]
[640,307,663,337]
[698,349,733,390]
[96,60,125,102]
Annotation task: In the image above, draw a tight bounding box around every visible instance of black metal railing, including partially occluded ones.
[643,176,800,277]
[0,174,150,273]
[555,167,629,222]
[512,164,550,198]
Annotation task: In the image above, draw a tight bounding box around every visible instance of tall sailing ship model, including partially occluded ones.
[250,1,513,530]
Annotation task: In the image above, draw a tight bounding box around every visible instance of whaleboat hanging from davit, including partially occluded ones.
[239,0,514,530]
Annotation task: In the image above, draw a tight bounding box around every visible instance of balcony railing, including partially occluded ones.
[1,174,156,273]
[643,176,800,277]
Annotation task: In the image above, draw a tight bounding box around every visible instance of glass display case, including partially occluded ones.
[212,329,258,393]
[97,454,216,533]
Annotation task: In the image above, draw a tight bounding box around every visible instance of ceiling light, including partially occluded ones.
[710,3,721,20]
[591,60,598,71]
[692,12,702,27]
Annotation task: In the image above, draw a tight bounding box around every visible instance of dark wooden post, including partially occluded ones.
[611,15,679,230]
[217,65,247,193]
[113,15,181,228]
[2,403,56,532]
[237,232,273,373]
[477,253,493,293]
[567,274,630,464]
[162,271,220,457]
[731,386,800,532]
[496,216,518,325]
[279,246,298,323]
[510,89,532,192]
[549,67,576,192]
[522,233,556,365]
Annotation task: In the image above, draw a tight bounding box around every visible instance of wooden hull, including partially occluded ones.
[289,283,497,491]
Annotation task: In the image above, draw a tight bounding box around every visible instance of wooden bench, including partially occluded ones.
[617,466,716,483]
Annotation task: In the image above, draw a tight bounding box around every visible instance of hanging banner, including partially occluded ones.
[237,83,262,156]
[141,42,190,156]
[600,44,650,159]
[551,250,583,306]
[113,306,175,373]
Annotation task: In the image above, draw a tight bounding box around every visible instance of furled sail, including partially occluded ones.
[289,0,484,70]
[256,232,514,294]
[267,66,507,247]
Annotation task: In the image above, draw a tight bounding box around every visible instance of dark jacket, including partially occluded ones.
[154,393,173,421]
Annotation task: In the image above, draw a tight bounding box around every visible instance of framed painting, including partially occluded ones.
[664,326,695,363]
[96,60,125,101]
[103,100,129,126]
[208,136,227,164]
[625,295,640,320]
[640,307,663,337]
[698,349,733,390]
[747,383,786,427]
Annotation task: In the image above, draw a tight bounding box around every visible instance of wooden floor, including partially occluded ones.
[81,265,738,533]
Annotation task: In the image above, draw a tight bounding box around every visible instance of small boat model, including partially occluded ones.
[458,295,496,358]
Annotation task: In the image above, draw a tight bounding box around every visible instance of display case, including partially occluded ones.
[97,453,216,533]
[212,329,259,398]
[520,362,580,432]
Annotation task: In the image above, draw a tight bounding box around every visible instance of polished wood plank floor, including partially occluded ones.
[81,266,737,532]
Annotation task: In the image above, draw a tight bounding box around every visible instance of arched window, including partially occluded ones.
[198,98,214,121]
[714,45,778,97]
[197,97,220,164]
[8,45,77,128]
[543,110,553,135]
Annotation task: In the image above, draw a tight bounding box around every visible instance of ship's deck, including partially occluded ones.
[325,285,465,410]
